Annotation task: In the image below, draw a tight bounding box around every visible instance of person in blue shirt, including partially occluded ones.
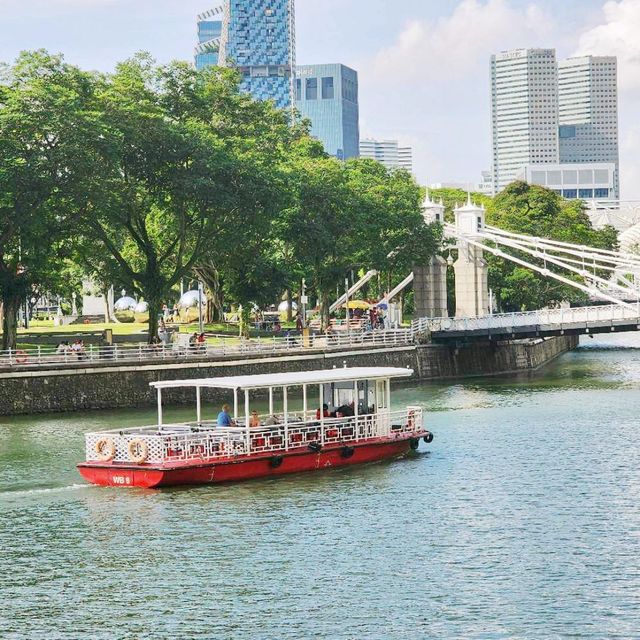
[217,404,236,427]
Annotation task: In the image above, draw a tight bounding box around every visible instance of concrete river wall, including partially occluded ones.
[0,336,578,416]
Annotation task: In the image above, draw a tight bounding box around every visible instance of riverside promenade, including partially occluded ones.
[0,330,577,415]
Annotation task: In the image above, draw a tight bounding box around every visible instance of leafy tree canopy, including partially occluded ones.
[0,50,98,348]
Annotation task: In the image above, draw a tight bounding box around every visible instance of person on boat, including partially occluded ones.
[249,410,260,428]
[265,415,279,426]
[336,403,354,417]
[316,404,330,419]
[217,404,237,427]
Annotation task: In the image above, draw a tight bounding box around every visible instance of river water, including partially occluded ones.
[2,335,640,639]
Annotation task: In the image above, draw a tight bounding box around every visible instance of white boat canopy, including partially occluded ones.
[149,367,413,391]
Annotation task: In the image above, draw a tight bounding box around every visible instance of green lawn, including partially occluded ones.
[15,319,298,342]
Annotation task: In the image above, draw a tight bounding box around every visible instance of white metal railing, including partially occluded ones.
[84,408,424,465]
[0,329,414,369]
[412,304,640,334]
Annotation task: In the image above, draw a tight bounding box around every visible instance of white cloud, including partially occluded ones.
[573,0,640,91]
[358,0,557,187]
[369,0,555,83]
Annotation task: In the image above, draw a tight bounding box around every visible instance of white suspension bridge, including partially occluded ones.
[334,193,640,343]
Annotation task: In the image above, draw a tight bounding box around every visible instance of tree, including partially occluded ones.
[78,56,295,342]
[486,181,618,311]
[0,51,98,349]
[279,149,440,329]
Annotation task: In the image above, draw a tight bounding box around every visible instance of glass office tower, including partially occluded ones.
[218,0,296,111]
[490,48,559,194]
[295,64,359,160]
[558,56,620,198]
[359,139,413,173]
[195,8,223,70]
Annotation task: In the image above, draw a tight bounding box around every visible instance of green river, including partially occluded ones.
[1,334,640,639]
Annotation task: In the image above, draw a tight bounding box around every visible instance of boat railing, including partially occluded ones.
[84,407,424,465]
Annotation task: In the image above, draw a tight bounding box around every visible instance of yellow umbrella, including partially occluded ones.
[345,300,371,310]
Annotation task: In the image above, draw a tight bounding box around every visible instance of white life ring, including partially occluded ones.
[128,439,148,464]
[95,438,116,462]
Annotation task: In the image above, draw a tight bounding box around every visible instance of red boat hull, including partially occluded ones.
[77,437,421,488]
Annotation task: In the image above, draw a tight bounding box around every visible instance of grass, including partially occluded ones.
[19,320,149,335]
[14,319,299,342]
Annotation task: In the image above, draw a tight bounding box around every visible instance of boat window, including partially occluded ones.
[376,380,388,411]
[333,381,354,410]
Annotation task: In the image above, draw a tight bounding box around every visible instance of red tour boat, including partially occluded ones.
[77,367,433,488]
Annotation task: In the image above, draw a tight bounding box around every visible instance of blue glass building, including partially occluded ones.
[295,64,359,160]
[218,0,296,111]
[195,8,223,70]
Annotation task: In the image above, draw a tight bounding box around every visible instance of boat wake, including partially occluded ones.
[0,483,89,497]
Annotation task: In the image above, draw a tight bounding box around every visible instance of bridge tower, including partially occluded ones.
[454,197,489,317]
[414,191,449,318]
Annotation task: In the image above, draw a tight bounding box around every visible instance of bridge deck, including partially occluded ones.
[414,305,640,343]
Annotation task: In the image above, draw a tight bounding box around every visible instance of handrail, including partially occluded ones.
[0,328,415,370]
[84,408,425,464]
[412,304,640,334]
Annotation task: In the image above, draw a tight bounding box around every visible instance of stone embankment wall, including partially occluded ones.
[0,336,578,416]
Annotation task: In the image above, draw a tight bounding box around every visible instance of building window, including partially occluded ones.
[559,125,576,139]
[594,188,610,198]
[306,77,317,100]
[295,78,302,101]
[322,76,334,99]
[579,189,594,199]
[563,189,578,199]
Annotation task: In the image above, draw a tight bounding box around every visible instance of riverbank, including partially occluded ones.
[0,335,577,415]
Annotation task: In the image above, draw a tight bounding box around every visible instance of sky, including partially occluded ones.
[1,0,639,197]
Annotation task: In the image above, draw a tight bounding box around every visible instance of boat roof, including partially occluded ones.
[149,367,413,391]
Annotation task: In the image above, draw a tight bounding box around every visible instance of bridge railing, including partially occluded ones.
[413,304,640,334]
[0,328,415,370]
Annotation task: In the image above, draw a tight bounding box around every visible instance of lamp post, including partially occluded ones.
[300,278,307,329]
[345,277,350,333]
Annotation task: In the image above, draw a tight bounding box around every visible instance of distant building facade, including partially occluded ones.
[491,48,559,194]
[516,162,616,202]
[359,139,413,173]
[295,64,359,160]
[489,48,621,198]
[195,8,223,70]
[217,0,296,111]
[558,56,620,198]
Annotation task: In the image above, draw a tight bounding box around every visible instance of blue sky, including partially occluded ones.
[1,0,639,197]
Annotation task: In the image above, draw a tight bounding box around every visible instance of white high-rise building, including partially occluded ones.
[558,56,619,198]
[359,139,413,173]
[491,48,559,194]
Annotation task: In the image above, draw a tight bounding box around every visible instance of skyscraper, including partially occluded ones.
[195,8,223,70]
[218,0,296,111]
[491,49,559,194]
[558,56,620,198]
[359,139,413,173]
[295,64,359,160]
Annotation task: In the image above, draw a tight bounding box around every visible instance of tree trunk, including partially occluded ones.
[239,305,250,339]
[319,291,330,333]
[194,263,223,323]
[286,287,293,322]
[147,298,161,344]
[2,293,20,351]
